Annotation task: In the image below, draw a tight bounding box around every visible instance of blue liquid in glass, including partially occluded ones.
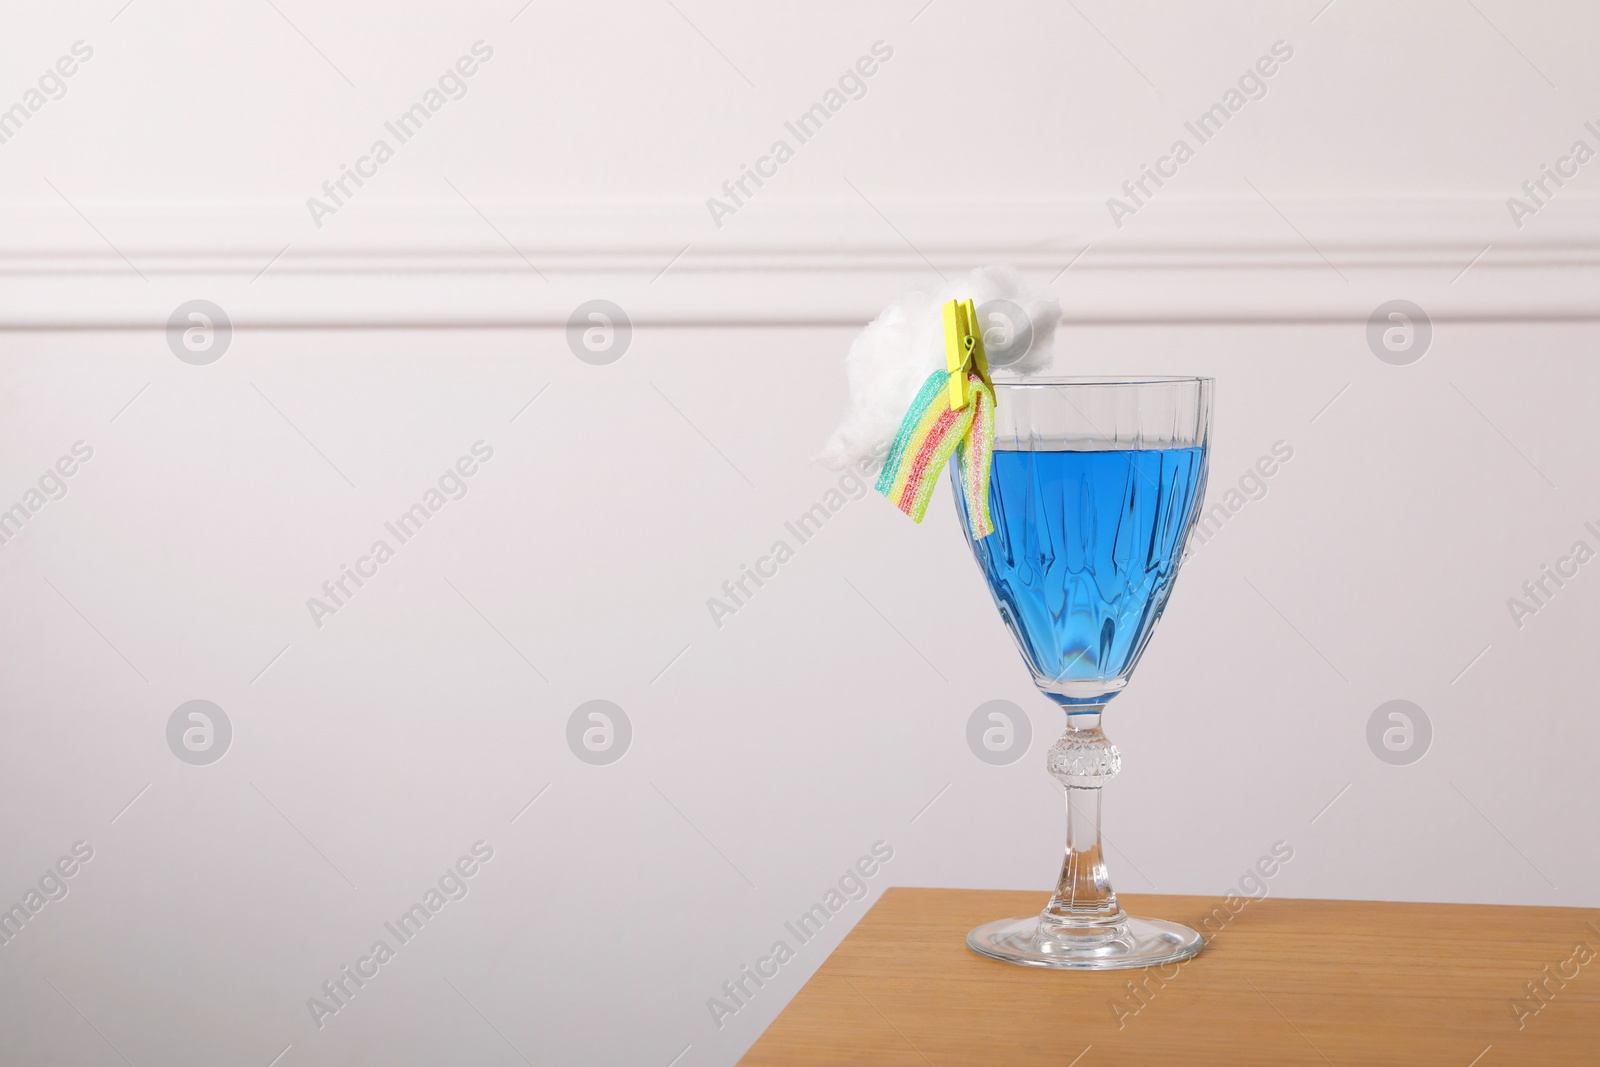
[957,447,1206,703]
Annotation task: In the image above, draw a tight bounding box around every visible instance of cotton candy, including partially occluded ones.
[819,265,1060,470]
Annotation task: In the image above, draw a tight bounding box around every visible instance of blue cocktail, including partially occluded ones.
[953,377,1212,969]
[958,447,1205,704]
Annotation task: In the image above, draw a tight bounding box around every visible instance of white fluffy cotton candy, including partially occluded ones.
[818,265,1061,471]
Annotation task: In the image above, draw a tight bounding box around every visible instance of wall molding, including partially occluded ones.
[2,195,1598,327]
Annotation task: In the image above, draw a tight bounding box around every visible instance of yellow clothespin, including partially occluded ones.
[943,298,991,410]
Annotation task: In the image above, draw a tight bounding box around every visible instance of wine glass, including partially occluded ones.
[952,375,1213,969]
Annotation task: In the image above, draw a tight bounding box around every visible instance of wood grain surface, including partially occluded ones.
[740,887,1600,1066]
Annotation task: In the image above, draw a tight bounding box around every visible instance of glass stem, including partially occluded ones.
[1040,707,1126,939]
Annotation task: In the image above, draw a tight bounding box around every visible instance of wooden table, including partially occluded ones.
[740,888,1600,1066]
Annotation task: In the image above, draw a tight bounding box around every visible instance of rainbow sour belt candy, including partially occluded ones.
[875,299,996,538]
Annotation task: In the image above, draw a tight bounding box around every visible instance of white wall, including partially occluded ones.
[1,2,1598,1066]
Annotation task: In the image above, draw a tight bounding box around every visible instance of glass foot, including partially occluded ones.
[967,915,1203,970]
